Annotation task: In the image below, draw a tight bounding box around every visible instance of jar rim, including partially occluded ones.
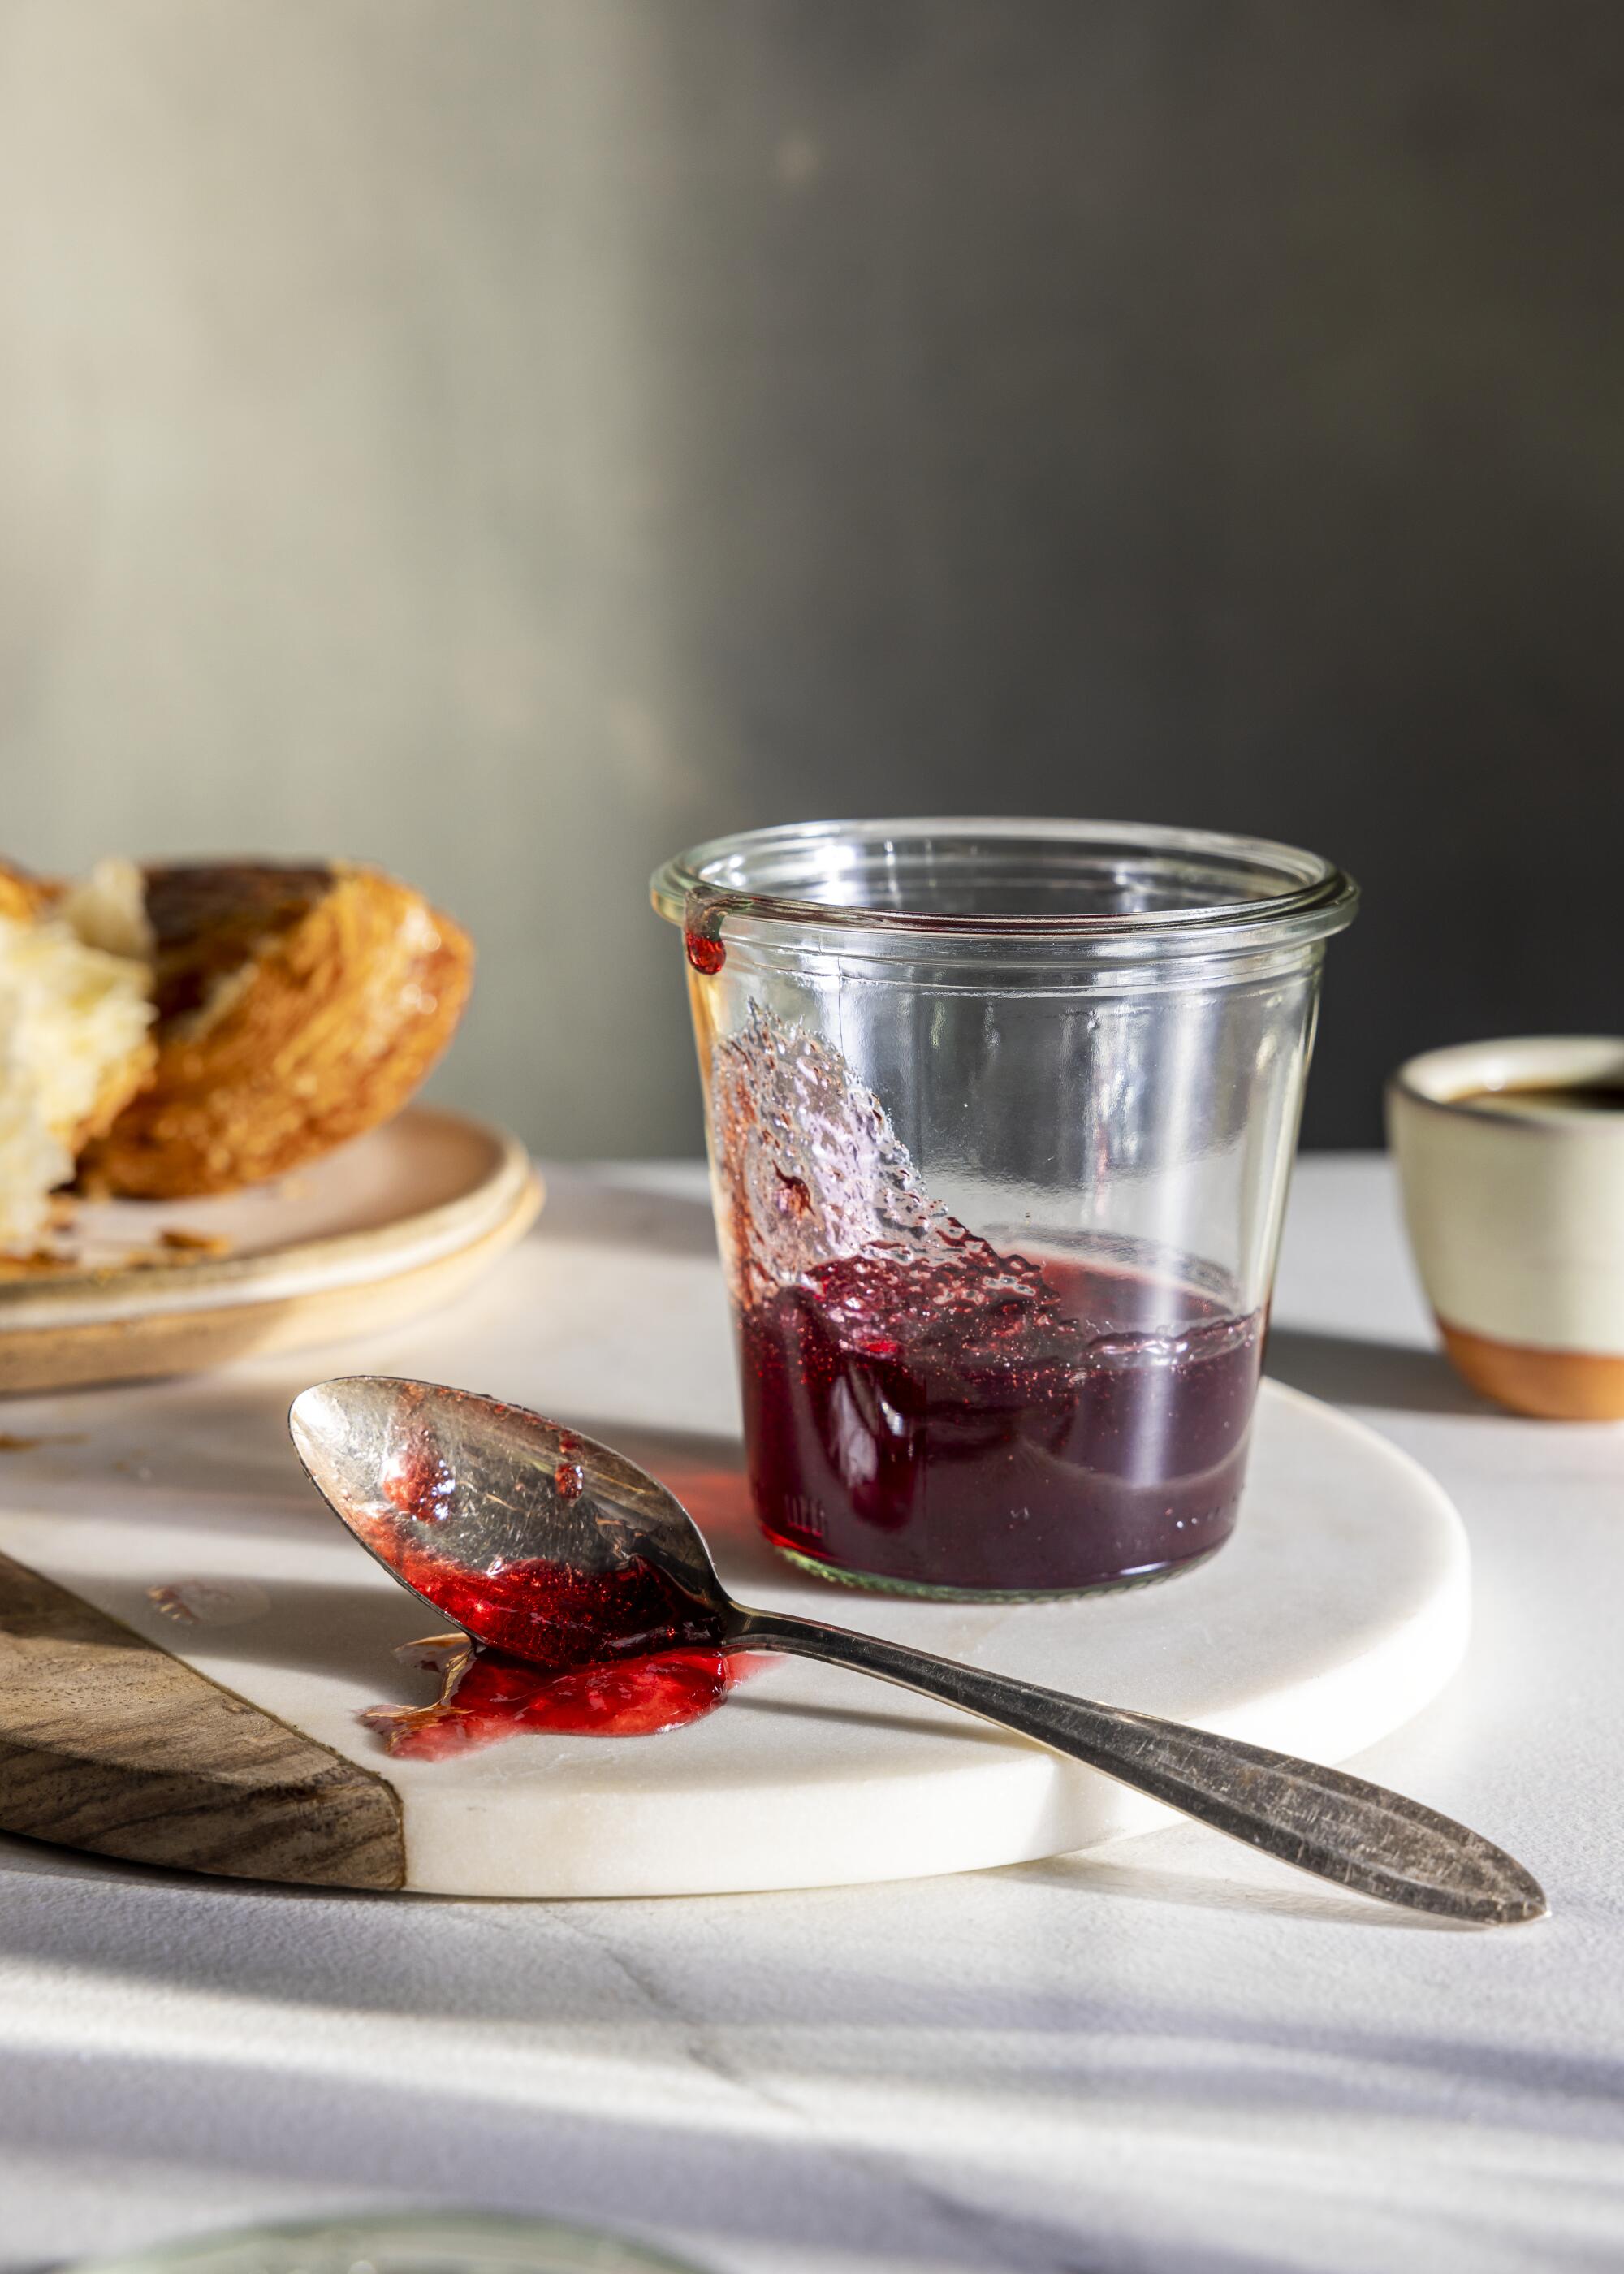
[651,816,1357,954]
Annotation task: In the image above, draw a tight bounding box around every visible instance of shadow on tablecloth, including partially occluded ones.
[1265,1326,1489,1417]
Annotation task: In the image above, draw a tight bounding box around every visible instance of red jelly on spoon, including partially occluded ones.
[294,1383,738,1757]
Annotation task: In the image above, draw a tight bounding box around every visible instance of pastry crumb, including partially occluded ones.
[0,1248,80,1278]
[158,1227,232,1256]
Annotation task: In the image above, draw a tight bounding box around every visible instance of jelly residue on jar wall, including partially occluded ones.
[710,1001,1263,1593]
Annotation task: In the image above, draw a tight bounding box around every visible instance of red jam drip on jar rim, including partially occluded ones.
[682,885,728,973]
[685,927,726,975]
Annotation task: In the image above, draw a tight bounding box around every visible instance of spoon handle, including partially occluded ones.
[728,1606,1544,1925]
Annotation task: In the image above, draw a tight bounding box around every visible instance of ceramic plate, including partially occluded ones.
[0,1107,541,1393]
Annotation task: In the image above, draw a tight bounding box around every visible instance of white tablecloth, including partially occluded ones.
[1,1156,1618,2274]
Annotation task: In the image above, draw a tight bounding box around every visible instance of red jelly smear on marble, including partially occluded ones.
[362,1473,737,1756]
[367,1641,734,1759]
[740,1250,1263,1593]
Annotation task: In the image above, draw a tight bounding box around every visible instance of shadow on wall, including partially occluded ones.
[0,2,1619,1154]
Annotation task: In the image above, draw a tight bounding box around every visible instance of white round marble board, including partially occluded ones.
[0,1172,1471,1896]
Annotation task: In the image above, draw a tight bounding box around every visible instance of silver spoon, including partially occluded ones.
[289,1376,1547,1926]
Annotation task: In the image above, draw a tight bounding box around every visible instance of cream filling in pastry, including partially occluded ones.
[0,862,155,1249]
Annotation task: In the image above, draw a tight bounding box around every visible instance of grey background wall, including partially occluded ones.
[1,0,1618,1154]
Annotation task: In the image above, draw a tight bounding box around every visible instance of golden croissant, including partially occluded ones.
[0,855,473,1245]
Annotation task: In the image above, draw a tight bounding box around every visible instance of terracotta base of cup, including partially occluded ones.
[1437,1317,1624,1421]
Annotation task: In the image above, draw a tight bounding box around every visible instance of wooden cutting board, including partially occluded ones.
[0,1550,404,1889]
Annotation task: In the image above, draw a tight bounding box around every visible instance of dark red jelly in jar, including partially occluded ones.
[739,1248,1263,1594]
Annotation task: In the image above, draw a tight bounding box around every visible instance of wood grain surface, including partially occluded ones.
[0,1550,405,1888]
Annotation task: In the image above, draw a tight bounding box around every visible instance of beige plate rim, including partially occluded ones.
[0,1108,540,1329]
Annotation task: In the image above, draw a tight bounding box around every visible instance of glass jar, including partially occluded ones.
[652,819,1356,1599]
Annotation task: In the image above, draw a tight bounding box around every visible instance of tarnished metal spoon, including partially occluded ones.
[290,1376,1547,1926]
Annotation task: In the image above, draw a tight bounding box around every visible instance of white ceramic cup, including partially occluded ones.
[1388,1036,1624,1419]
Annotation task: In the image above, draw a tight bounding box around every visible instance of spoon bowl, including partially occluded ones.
[291,1374,1547,1926]
[289,1379,730,1667]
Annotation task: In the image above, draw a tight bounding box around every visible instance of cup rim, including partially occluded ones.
[651,816,1357,957]
[1389,1036,1624,1127]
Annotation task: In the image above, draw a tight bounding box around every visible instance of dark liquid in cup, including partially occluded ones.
[1454,1081,1624,1116]
[740,1247,1263,1594]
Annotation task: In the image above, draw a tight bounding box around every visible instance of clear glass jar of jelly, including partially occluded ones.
[654,818,1356,1599]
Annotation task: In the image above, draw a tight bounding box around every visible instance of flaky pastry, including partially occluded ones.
[78,860,473,1199]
